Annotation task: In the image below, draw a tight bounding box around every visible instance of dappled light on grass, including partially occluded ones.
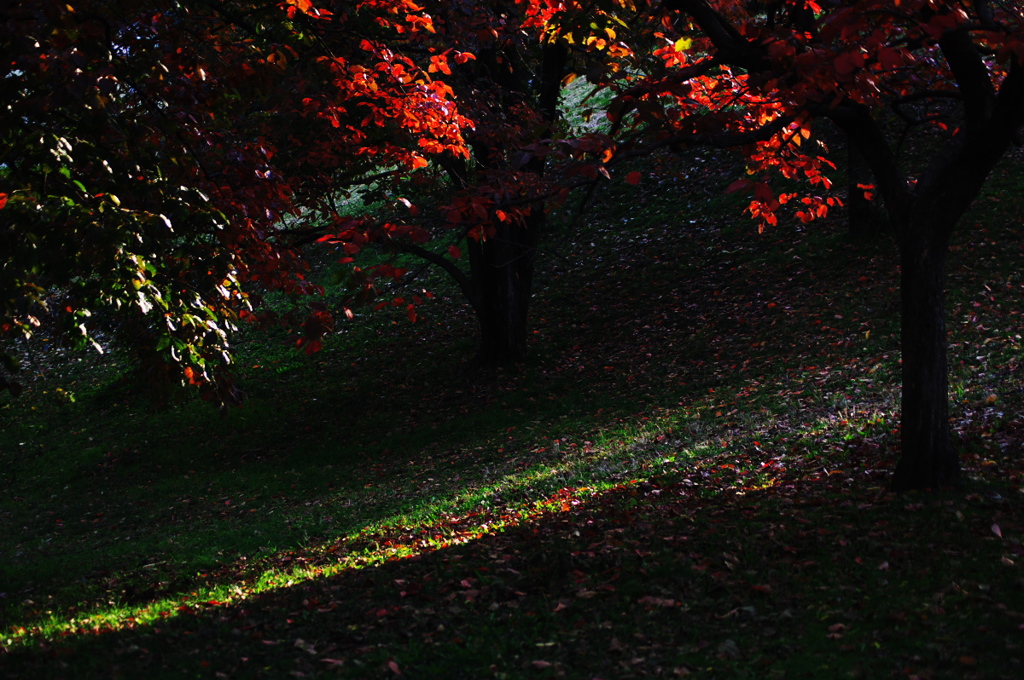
[1,476,600,650]
[3,396,896,651]
[4,419,1021,678]
[4,150,1024,676]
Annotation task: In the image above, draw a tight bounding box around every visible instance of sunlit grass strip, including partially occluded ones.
[2,393,898,652]
[0,481,608,651]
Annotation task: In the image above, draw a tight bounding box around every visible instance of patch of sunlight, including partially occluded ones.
[6,396,894,650]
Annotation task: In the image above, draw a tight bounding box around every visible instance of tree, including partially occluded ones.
[419,3,570,367]
[310,1,576,368]
[0,0,473,402]
[547,0,1024,489]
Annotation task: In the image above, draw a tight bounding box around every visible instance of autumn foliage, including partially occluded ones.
[3,0,1024,488]
[0,0,473,403]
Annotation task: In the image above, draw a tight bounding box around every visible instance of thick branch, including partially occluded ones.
[916,60,1024,229]
[825,101,911,228]
[938,26,995,129]
[974,0,995,28]
[662,0,771,72]
[388,241,480,314]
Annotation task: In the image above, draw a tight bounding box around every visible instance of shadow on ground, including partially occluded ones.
[3,445,1022,680]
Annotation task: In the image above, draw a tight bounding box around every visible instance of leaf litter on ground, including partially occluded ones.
[2,150,1024,678]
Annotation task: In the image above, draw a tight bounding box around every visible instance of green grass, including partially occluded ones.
[1,149,1023,678]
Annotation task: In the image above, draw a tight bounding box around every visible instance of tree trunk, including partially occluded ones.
[457,41,565,368]
[847,140,884,239]
[891,226,961,490]
[466,213,540,367]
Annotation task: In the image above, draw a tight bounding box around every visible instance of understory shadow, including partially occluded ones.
[4,452,1021,680]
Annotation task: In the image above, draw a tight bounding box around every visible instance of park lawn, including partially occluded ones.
[1,151,1023,678]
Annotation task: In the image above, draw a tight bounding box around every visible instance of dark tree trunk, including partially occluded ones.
[457,41,565,367]
[466,212,541,367]
[847,140,884,239]
[891,225,961,490]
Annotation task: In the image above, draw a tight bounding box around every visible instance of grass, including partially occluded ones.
[1,148,1023,678]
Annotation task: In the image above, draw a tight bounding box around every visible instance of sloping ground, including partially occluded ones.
[2,444,1021,679]
[2,150,1023,678]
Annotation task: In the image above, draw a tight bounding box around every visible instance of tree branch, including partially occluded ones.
[662,0,771,72]
[938,26,996,130]
[824,101,912,228]
[387,241,480,314]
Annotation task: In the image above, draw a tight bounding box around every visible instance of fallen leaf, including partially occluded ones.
[992,524,1003,538]
[716,639,740,660]
[294,638,316,654]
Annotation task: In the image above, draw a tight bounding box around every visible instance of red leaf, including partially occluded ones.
[406,305,417,323]
[725,179,752,194]
[448,245,462,259]
[0,193,7,210]
[625,171,642,185]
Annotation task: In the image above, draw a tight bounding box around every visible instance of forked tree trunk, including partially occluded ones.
[466,212,541,367]
[458,42,565,368]
[891,225,961,490]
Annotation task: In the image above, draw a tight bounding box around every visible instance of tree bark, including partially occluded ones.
[891,225,961,490]
[466,212,541,367]
[456,41,565,367]
[846,139,884,239]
